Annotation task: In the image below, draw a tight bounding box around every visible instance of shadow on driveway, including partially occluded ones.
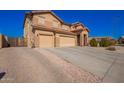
[0,72,6,80]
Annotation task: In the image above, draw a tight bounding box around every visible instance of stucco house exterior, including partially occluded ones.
[23,10,89,48]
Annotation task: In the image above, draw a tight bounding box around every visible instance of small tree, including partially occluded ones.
[90,39,97,47]
[99,38,111,47]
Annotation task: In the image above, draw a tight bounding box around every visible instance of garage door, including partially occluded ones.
[39,35,53,48]
[60,36,75,47]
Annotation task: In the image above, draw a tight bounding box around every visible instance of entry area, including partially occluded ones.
[59,35,75,47]
[39,34,53,48]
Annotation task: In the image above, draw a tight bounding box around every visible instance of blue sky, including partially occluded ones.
[0,10,124,38]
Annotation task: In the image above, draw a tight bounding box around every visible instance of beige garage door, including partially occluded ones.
[60,36,75,47]
[39,35,53,48]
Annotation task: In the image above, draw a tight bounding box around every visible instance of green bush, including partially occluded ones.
[99,38,111,47]
[90,39,97,47]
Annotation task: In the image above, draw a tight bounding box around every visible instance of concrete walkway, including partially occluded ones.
[46,46,124,82]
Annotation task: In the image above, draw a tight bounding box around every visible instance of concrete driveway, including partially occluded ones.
[0,47,100,83]
[46,46,124,83]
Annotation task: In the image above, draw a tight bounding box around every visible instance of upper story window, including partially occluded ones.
[38,16,45,25]
[62,25,68,31]
[52,20,59,28]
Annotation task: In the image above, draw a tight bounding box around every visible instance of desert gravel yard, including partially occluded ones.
[0,47,100,83]
[46,46,124,83]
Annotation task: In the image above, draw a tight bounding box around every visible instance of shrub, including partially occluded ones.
[90,39,97,47]
[110,41,116,46]
[99,38,111,47]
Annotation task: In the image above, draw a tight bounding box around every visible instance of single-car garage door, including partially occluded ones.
[60,36,75,47]
[39,35,53,48]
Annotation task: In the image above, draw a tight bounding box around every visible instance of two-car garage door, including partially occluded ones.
[39,34,75,48]
[39,35,53,48]
[59,36,75,47]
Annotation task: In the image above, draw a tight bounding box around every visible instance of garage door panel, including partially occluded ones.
[60,36,75,47]
[39,35,53,48]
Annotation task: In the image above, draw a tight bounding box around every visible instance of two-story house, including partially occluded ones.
[23,10,89,48]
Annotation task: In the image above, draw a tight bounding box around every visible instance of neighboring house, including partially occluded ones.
[23,10,89,48]
[118,36,124,44]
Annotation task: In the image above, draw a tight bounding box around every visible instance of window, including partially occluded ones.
[62,25,68,31]
[38,16,45,25]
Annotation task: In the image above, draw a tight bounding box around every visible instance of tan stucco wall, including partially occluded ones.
[24,17,35,48]
[32,13,62,29]
[24,18,29,39]
[24,18,30,47]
